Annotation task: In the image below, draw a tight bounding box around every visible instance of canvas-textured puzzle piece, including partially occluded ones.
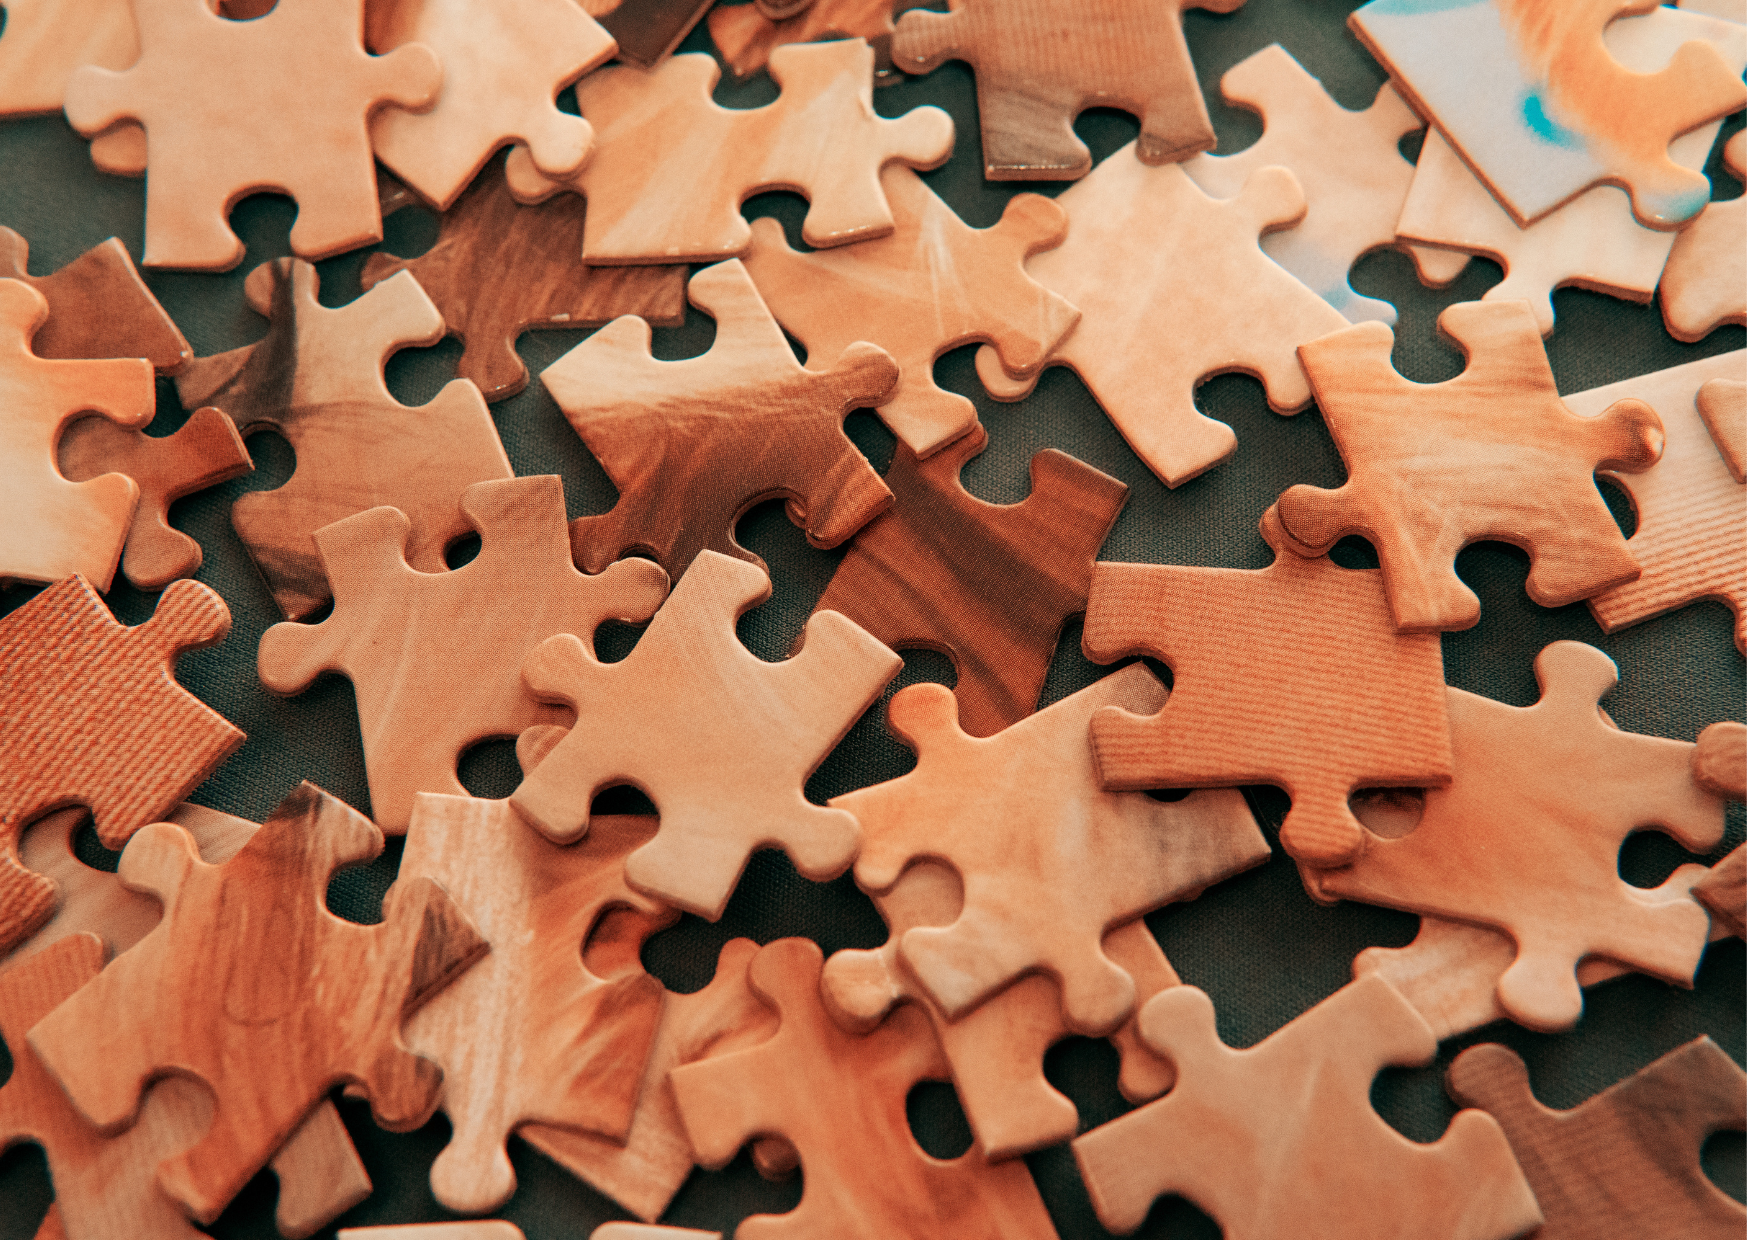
[503,39,954,262]
[1660,130,1747,342]
[0,576,242,957]
[595,0,715,68]
[257,476,668,834]
[831,666,1270,1034]
[1350,0,1747,229]
[175,258,513,620]
[365,0,613,211]
[1697,376,1746,481]
[808,427,1125,737]
[1180,44,1422,325]
[1303,641,1725,1032]
[891,0,1244,180]
[1080,509,1452,868]
[1072,976,1540,1239]
[0,228,190,372]
[669,938,1060,1240]
[400,795,667,1214]
[544,260,897,579]
[359,155,687,403]
[0,0,137,116]
[1447,1038,1747,1239]
[1273,299,1664,632]
[708,0,898,80]
[26,782,488,1223]
[743,165,1079,458]
[0,279,154,591]
[972,148,1349,488]
[512,550,901,918]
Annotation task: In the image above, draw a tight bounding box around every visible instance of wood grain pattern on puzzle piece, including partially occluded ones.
[1303,641,1725,1032]
[1081,509,1452,868]
[1072,977,1542,1239]
[543,259,897,581]
[1697,375,1747,481]
[972,147,1348,489]
[708,0,897,81]
[1447,1038,1746,1239]
[807,427,1124,738]
[175,257,513,620]
[891,0,1242,180]
[360,154,687,403]
[596,0,716,68]
[26,783,487,1224]
[0,228,190,372]
[1660,130,1746,342]
[1273,300,1664,633]
[669,938,1060,1240]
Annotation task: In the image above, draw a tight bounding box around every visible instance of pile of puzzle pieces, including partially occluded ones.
[0,0,1744,1235]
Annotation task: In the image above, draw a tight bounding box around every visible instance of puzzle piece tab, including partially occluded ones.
[1660,129,1747,342]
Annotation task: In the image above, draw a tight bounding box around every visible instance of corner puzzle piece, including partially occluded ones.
[1180,44,1422,325]
[1661,130,1747,342]
[1071,977,1541,1239]
[1081,509,1452,868]
[708,0,898,81]
[63,0,441,270]
[0,279,153,591]
[359,155,688,403]
[0,228,190,372]
[743,165,1078,458]
[257,475,668,834]
[0,0,136,116]
[809,427,1125,737]
[512,550,902,918]
[972,147,1348,488]
[1698,376,1746,481]
[1447,1038,1746,1239]
[891,0,1244,180]
[1273,299,1664,632]
[595,0,715,68]
[365,0,614,211]
[831,665,1270,1034]
[669,938,1060,1240]
[0,576,242,957]
[1565,353,1745,650]
[544,260,897,580]
[1350,0,1747,229]
[503,40,954,263]
[175,258,513,620]
[1303,641,1725,1032]
[401,795,667,1214]
[27,782,487,1224]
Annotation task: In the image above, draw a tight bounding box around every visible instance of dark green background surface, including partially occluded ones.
[0,0,1743,1235]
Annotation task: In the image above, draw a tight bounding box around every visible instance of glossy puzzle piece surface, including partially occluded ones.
[512,550,901,918]
[1303,642,1725,1032]
[257,476,668,833]
[62,0,442,269]
[669,938,1060,1240]
[972,146,1349,488]
[1073,976,1541,1239]
[175,258,513,620]
[1447,1038,1747,1239]
[1660,130,1747,342]
[1565,352,1746,649]
[0,576,242,957]
[809,427,1125,737]
[1081,510,1452,868]
[359,155,687,403]
[0,228,190,372]
[743,164,1078,458]
[1273,299,1664,632]
[0,0,137,116]
[544,260,897,579]
[1350,0,1747,228]
[891,0,1244,180]
[504,39,954,262]
[27,783,487,1223]
[707,0,898,80]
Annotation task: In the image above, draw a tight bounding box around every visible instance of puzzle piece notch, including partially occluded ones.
[707,0,898,80]
[1274,299,1665,632]
[1660,129,1746,341]
[0,228,190,372]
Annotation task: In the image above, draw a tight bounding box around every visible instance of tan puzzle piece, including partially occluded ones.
[1697,375,1747,481]
[544,260,897,580]
[669,938,1060,1240]
[707,0,898,80]
[504,39,954,262]
[176,258,513,620]
[1273,299,1664,632]
[0,0,137,116]
[1662,132,1748,341]
[340,1224,721,1239]
[26,783,488,1224]
[1072,977,1542,1239]
[512,549,901,918]
[972,148,1349,488]
[0,228,190,373]
[743,164,1078,458]
[257,475,668,834]
[1303,641,1725,1032]
[1692,720,1746,937]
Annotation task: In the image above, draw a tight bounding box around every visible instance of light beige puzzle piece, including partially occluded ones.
[1660,130,1747,342]
[1698,376,1746,482]
[0,0,137,116]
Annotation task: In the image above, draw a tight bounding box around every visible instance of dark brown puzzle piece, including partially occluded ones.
[597,0,716,68]
[0,226,190,373]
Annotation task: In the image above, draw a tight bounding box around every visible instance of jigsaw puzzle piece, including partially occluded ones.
[1660,130,1747,342]
[0,228,190,372]
[0,0,138,116]
[594,0,715,69]
[1698,375,1746,481]
[708,0,898,80]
